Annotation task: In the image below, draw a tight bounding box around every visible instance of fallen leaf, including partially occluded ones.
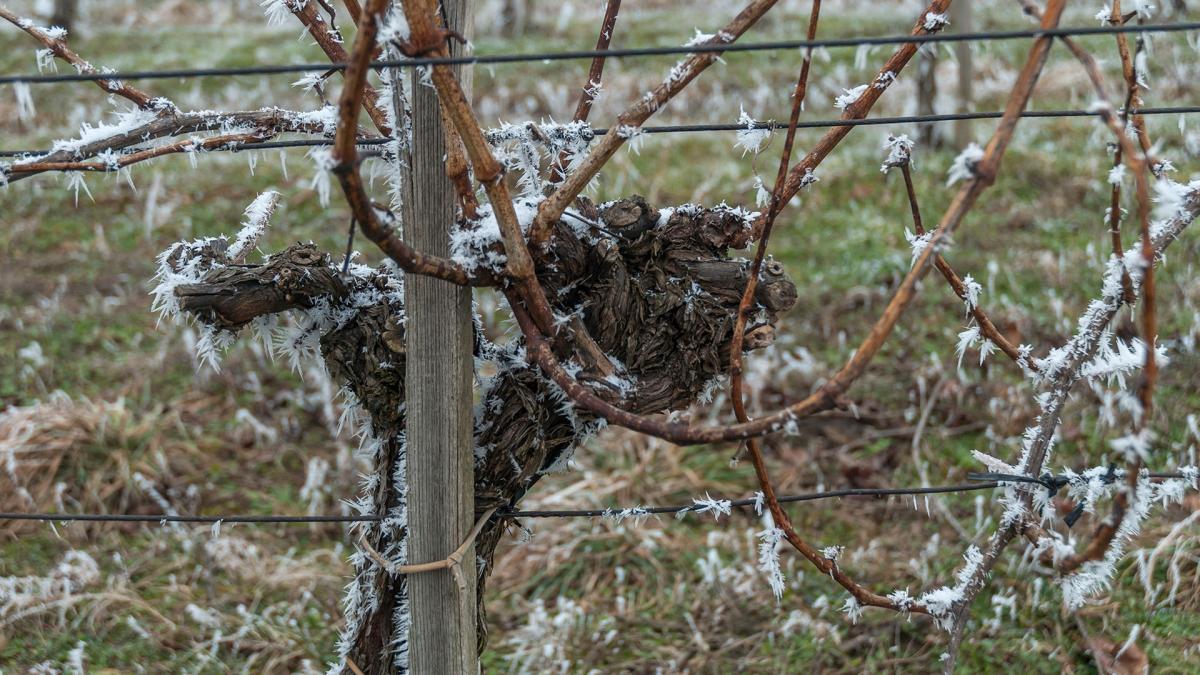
[1085,636,1149,675]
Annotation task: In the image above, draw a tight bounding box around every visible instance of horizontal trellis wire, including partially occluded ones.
[0,472,1185,525]
[3,105,1198,160]
[2,21,1199,86]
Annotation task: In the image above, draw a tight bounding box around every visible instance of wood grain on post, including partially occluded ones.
[402,0,477,671]
[952,1,974,145]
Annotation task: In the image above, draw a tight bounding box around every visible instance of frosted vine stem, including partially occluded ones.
[1016,0,1160,578]
[330,0,487,287]
[895,159,1030,371]
[0,6,157,108]
[284,0,392,133]
[938,6,1179,665]
[548,0,623,182]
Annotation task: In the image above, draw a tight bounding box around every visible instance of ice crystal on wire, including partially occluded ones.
[689,493,733,521]
[734,105,771,156]
[946,143,984,186]
[307,147,335,207]
[616,124,645,155]
[603,506,650,524]
[13,81,35,122]
[834,84,868,110]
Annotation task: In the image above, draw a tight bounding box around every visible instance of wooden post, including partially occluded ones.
[403,0,477,671]
[916,46,939,147]
[951,1,974,145]
[51,0,80,33]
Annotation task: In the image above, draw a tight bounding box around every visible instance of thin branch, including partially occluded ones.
[770,0,954,216]
[0,6,158,109]
[4,108,349,185]
[517,0,1064,448]
[730,0,914,620]
[330,0,487,287]
[898,162,1030,370]
[6,132,268,172]
[549,0,622,182]
[527,0,793,247]
[288,0,392,134]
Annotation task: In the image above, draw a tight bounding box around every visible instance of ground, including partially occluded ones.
[1,0,1199,672]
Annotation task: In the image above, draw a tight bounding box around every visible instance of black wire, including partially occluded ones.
[3,105,1197,159]
[3,21,1198,86]
[502,482,1002,519]
[0,483,994,524]
[0,470,1191,523]
[0,512,381,524]
[342,216,357,275]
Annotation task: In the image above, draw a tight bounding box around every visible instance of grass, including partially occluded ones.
[2,0,1200,672]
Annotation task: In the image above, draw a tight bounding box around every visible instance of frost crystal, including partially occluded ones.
[904,228,933,268]
[1108,164,1127,186]
[946,143,984,186]
[917,545,984,630]
[616,124,645,155]
[956,326,981,370]
[923,12,950,30]
[880,133,914,174]
[13,81,35,122]
[961,274,982,313]
[225,191,280,262]
[757,527,786,598]
[602,506,650,524]
[307,147,335,207]
[378,9,411,44]
[65,172,93,205]
[734,105,771,156]
[834,84,868,110]
[1110,429,1153,462]
[841,596,864,623]
[689,493,733,520]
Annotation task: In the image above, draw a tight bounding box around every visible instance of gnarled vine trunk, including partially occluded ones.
[167,196,797,672]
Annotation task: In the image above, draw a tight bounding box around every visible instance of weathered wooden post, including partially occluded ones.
[951,0,974,145]
[402,0,478,670]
